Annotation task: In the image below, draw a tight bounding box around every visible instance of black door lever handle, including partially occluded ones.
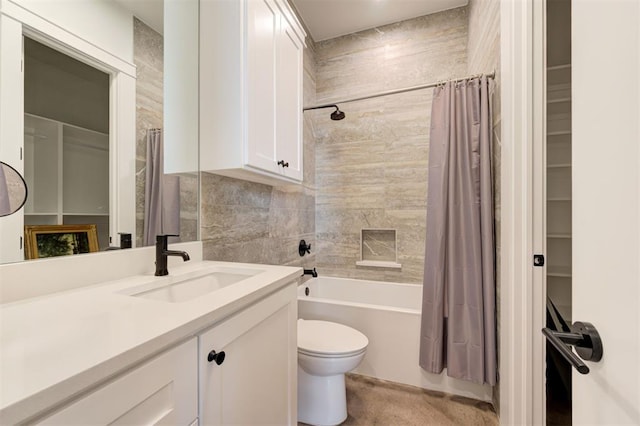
[542,321,603,375]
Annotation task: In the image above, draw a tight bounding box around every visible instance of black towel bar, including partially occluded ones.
[542,321,603,375]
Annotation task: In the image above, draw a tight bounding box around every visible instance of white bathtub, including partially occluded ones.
[298,276,492,402]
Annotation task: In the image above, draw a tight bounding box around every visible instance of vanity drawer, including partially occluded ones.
[38,339,197,425]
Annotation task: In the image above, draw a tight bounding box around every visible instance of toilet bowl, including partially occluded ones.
[297,319,368,426]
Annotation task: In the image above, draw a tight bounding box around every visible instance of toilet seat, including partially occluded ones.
[298,319,368,357]
[298,347,366,358]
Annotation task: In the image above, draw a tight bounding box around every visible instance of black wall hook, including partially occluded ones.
[299,240,311,256]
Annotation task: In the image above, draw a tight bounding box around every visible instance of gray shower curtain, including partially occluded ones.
[143,129,180,246]
[419,77,496,385]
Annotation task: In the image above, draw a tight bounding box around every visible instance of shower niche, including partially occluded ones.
[356,229,401,269]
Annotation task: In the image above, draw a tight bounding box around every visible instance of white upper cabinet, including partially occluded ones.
[276,11,303,179]
[245,0,278,175]
[200,0,306,185]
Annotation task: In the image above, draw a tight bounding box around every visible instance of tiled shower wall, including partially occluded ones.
[312,7,469,283]
[199,43,317,269]
[467,0,501,252]
[194,3,501,335]
[467,0,501,410]
[134,18,198,248]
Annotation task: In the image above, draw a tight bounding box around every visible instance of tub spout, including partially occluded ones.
[303,268,318,278]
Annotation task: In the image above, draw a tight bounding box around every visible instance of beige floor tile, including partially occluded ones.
[300,374,497,426]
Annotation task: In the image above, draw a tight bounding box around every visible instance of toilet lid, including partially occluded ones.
[298,319,368,356]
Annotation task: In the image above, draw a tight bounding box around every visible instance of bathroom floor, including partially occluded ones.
[300,374,498,426]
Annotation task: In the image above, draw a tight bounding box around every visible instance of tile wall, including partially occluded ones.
[194,0,501,405]
[134,18,198,247]
[311,7,469,283]
[199,42,317,270]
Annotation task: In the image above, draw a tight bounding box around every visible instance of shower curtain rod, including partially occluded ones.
[303,72,495,110]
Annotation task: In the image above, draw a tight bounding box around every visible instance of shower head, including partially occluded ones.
[303,104,346,121]
[330,106,345,121]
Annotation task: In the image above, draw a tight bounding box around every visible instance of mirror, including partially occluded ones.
[0,162,28,217]
[0,0,199,263]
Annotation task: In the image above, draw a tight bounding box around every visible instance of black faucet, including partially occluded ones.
[303,268,318,278]
[155,234,190,276]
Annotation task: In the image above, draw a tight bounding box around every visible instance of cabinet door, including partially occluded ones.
[39,339,197,425]
[199,285,297,425]
[275,14,304,181]
[246,0,279,174]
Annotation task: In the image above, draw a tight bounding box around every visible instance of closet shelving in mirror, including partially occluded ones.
[23,113,110,249]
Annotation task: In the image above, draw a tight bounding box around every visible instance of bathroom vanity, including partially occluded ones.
[0,259,301,424]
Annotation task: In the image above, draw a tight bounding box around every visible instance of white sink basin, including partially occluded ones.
[123,267,263,303]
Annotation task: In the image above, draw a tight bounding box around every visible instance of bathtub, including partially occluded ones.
[298,276,493,402]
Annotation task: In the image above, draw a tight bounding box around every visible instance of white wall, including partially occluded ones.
[164,0,199,174]
[24,38,110,133]
[7,0,133,62]
[0,0,137,262]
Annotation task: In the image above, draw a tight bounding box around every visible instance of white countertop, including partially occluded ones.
[0,260,302,424]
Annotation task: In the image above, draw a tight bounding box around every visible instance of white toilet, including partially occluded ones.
[297,319,369,426]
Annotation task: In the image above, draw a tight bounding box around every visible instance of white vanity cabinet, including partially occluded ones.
[200,0,306,185]
[38,339,198,425]
[198,284,298,425]
[0,263,301,425]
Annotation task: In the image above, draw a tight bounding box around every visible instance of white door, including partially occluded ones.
[571,0,640,423]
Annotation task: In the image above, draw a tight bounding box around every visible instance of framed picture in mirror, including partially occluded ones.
[24,224,99,260]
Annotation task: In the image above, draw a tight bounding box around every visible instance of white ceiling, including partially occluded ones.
[114,0,164,34]
[290,0,468,42]
[113,0,470,42]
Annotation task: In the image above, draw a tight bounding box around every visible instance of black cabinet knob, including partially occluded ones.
[277,160,289,168]
[208,350,226,365]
